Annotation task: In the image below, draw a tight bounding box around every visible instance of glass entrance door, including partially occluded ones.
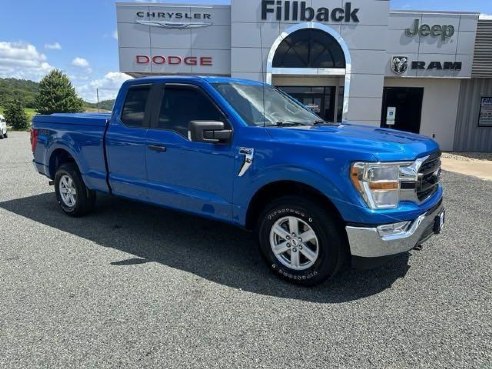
[381,87,424,133]
[277,86,338,122]
[298,95,323,115]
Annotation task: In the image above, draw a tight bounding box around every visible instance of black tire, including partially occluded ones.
[257,196,347,286]
[3,132,7,138]
[54,163,96,217]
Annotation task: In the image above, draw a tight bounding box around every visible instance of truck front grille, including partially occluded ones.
[417,152,441,201]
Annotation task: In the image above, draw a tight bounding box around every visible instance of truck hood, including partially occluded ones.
[265,123,440,161]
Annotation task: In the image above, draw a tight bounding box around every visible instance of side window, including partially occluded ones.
[121,85,151,127]
[158,85,224,137]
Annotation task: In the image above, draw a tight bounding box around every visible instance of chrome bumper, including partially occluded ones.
[346,202,444,258]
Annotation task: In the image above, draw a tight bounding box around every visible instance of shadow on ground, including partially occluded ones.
[0,193,410,303]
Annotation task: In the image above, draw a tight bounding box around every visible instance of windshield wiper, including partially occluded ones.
[313,120,338,126]
[274,121,308,127]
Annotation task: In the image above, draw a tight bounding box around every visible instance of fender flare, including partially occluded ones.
[45,141,84,179]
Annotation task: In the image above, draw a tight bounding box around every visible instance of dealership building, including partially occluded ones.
[116,0,492,151]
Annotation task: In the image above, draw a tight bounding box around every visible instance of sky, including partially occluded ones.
[0,0,491,102]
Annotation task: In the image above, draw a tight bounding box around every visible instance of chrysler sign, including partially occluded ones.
[136,10,213,29]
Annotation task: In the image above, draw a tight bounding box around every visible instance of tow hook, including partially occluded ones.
[48,180,54,186]
[413,244,423,251]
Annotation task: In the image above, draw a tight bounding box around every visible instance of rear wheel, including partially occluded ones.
[54,163,95,217]
[258,196,346,286]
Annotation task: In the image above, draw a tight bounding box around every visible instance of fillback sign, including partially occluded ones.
[261,1,360,22]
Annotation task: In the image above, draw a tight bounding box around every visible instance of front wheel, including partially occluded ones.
[258,196,346,286]
[54,163,96,217]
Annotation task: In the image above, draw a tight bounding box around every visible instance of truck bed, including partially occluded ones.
[33,113,111,127]
[32,113,112,193]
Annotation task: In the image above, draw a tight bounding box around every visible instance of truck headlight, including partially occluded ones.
[350,162,408,209]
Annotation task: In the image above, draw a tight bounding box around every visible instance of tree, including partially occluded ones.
[35,69,83,114]
[4,99,29,130]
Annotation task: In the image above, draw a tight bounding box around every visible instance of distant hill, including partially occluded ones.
[0,78,115,112]
[84,99,115,112]
[0,78,39,108]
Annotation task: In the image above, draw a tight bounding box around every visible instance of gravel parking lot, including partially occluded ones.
[0,131,491,368]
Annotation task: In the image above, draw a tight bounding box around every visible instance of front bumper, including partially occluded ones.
[346,201,444,258]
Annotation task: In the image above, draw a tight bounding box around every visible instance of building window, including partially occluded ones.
[273,29,346,69]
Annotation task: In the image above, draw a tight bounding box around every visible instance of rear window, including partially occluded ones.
[121,85,151,127]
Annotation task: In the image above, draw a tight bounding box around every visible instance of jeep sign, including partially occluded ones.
[405,19,455,40]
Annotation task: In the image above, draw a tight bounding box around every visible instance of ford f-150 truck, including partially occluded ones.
[31,76,444,285]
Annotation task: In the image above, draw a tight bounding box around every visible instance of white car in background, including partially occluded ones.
[0,114,7,139]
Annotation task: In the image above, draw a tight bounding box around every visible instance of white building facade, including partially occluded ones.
[116,1,492,151]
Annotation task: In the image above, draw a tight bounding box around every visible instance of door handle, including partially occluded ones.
[148,145,167,153]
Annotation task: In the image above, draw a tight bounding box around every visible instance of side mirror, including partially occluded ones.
[189,121,232,144]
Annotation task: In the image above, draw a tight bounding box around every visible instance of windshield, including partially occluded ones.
[212,82,324,127]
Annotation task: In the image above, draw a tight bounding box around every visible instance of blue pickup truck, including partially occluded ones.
[31,76,444,285]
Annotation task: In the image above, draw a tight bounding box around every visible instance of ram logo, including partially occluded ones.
[391,56,408,75]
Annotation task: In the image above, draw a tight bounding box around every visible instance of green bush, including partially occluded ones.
[4,99,29,130]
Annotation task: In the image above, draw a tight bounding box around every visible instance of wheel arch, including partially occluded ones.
[245,180,346,232]
[48,148,78,179]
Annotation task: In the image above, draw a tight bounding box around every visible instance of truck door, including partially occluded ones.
[145,83,236,221]
[105,84,153,200]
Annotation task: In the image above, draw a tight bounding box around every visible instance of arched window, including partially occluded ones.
[273,29,346,69]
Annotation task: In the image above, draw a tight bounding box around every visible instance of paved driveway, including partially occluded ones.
[0,132,490,368]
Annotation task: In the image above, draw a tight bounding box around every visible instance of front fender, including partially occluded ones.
[233,164,352,226]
